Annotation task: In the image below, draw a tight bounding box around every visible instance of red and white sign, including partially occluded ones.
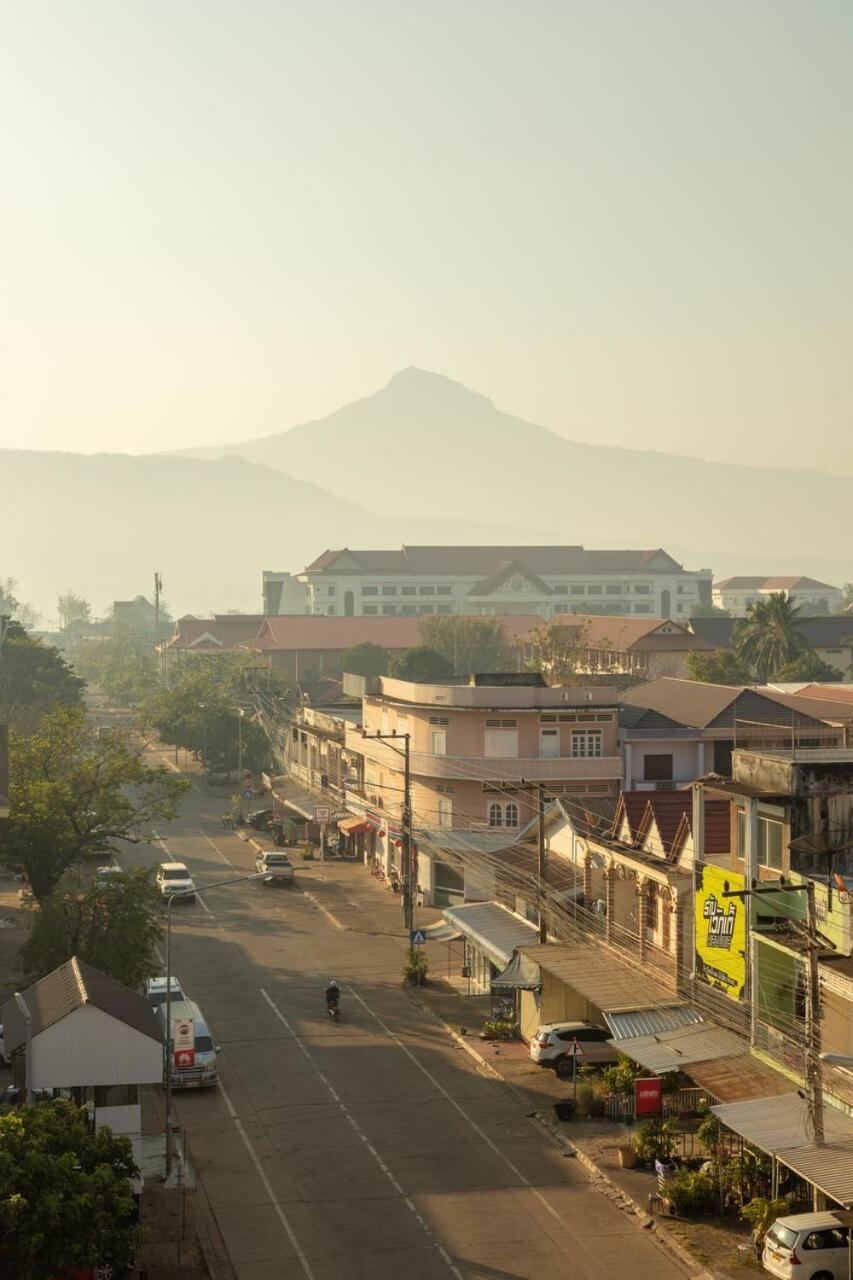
[173,1017,194,1051]
[313,805,331,824]
[634,1076,663,1117]
[174,1047,196,1071]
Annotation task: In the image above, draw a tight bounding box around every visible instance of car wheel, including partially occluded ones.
[553,1055,572,1078]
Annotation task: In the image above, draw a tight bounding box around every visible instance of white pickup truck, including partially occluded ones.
[255,850,294,886]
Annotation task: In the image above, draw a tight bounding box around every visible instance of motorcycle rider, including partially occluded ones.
[325,980,340,1012]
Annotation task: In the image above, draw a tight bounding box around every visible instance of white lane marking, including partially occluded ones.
[301,889,345,931]
[202,832,238,874]
[348,987,563,1224]
[259,988,463,1279]
[196,894,216,921]
[218,1078,315,1279]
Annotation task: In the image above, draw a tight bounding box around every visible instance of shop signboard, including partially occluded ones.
[634,1077,663,1117]
[694,862,746,1000]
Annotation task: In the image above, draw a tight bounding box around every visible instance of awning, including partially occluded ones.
[605,1006,703,1041]
[338,817,370,835]
[518,942,682,1016]
[712,1093,853,1206]
[687,1054,793,1104]
[418,922,462,943]
[492,951,542,993]
[608,1024,747,1074]
[442,902,540,969]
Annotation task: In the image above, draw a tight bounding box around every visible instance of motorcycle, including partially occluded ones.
[326,997,341,1022]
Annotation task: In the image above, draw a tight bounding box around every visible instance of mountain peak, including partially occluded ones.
[382,366,495,411]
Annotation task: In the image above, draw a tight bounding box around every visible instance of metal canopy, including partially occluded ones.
[711,1092,853,1153]
[442,903,540,969]
[774,1140,853,1209]
[605,1005,703,1042]
[608,1024,746,1074]
[491,951,542,993]
[518,943,681,1014]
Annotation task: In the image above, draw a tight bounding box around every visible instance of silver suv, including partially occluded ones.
[529,1021,618,1074]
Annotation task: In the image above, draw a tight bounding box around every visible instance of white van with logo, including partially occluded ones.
[157,998,219,1089]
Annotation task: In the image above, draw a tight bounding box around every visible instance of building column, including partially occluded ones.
[624,742,633,790]
[696,740,706,778]
[637,879,648,962]
[583,853,593,906]
[604,867,615,943]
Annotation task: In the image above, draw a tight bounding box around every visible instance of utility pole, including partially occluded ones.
[154,572,163,673]
[723,879,827,1155]
[484,778,550,943]
[361,731,412,932]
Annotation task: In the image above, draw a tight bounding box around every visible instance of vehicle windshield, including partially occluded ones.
[264,855,290,865]
[767,1224,798,1249]
[195,1035,214,1053]
[162,868,189,880]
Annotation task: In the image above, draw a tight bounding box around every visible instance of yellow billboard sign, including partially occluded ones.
[694,863,746,1001]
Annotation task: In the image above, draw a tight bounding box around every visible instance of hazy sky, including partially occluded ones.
[3,1,852,470]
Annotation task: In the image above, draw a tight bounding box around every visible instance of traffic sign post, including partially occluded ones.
[410,928,427,945]
[313,806,331,865]
[566,1036,585,1102]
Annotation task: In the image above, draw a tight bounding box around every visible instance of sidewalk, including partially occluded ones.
[408,974,759,1280]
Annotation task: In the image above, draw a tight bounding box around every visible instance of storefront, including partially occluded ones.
[441,902,540,995]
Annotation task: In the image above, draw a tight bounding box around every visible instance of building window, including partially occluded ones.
[429,715,450,725]
[436,783,455,794]
[418,605,434,614]
[328,585,336,594]
[363,605,378,615]
[419,586,435,595]
[505,801,518,827]
[438,797,453,827]
[382,605,397,615]
[736,811,784,871]
[400,604,418,615]
[401,586,417,596]
[431,729,447,755]
[437,604,452,614]
[363,586,378,596]
[646,882,658,931]
[643,753,673,782]
[488,802,503,827]
[435,585,452,595]
[605,585,622,595]
[382,585,397,596]
[571,730,602,758]
[634,584,651,594]
[326,606,336,615]
[485,719,518,757]
[553,584,568,594]
[633,604,652,614]
[587,585,602,595]
[569,585,586,594]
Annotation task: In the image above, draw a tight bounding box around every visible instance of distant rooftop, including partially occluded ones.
[303,545,693,576]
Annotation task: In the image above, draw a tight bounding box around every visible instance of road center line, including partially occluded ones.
[201,832,239,874]
[217,1078,315,1279]
[259,987,463,1279]
[301,889,345,931]
[347,986,564,1224]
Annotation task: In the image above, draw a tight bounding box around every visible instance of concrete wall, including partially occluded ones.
[30,1004,163,1090]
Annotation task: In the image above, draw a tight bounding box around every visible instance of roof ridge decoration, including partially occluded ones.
[71,955,87,1005]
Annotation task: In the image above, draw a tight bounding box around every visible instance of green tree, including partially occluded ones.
[388,646,454,682]
[2,707,189,900]
[339,641,389,677]
[70,631,158,705]
[734,593,807,682]
[0,620,85,731]
[57,591,92,635]
[690,602,732,618]
[839,582,853,613]
[419,616,513,674]
[687,648,752,684]
[522,620,589,683]
[0,1099,141,1279]
[0,577,39,630]
[20,868,162,987]
[774,650,842,683]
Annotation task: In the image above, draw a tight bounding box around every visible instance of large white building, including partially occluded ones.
[264,545,712,621]
[713,575,842,616]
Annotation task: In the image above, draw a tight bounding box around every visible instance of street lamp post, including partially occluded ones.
[198,704,207,769]
[163,871,263,1179]
[236,708,245,817]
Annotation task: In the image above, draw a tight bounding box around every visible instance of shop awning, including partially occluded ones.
[418,922,462,943]
[687,1054,793,1104]
[492,951,542,993]
[711,1093,853,1206]
[338,817,370,835]
[442,903,540,969]
[518,942,682,1016]
[605,1006,703,1041]
[607,1024,746,1074]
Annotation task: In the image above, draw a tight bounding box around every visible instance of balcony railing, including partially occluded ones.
[345,729,622,781]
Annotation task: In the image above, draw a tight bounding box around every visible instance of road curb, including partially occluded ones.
[405,987,715,1279]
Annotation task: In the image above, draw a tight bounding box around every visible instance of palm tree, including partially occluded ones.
[734,593,806,682]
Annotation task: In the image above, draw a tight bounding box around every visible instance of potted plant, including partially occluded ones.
[403,947,428,985]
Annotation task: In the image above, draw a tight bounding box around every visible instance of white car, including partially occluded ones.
[156,862,196,903]
[96,864,122,886]
[763,1211,851,1278]
[255,851,294,885]
[529,1021,619,1074]
[145,976,185,1010]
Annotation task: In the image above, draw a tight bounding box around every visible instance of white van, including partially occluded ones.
[763,1211,850,1278]
[157,999,219,1089]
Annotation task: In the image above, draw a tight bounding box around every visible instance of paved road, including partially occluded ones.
[123,759,686,1280]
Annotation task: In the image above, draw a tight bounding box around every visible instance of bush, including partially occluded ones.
[601,1054,642,1096]
[480,1019,515,1040]
[665,1168,717,1216]
[403,947,428,984]
[741,1196,792,1245]
[575,1082,606,1118]
[633,1119,676,1163]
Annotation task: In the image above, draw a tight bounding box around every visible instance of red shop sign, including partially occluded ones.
[634,1076,663,1117]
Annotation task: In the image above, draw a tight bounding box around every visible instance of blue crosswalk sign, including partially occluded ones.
[410,929,427,945]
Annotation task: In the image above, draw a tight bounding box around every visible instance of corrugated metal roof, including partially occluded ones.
[687,1054,794,1103]
[774,1141,853,1208]
[442,902,540,968]
[605,1005,703,1041]
[711,1092,853,1153]
[608,1024,746,1073]
[518,942,680,1013]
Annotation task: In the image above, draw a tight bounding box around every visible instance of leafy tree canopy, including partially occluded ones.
[57,591,92,634]
[387,646,454,682]
[20,867,162,988]
[0,577,39,630]
[2,706,189,900]
[734,593,806,682]
[690,603,732,618]
[0,619,85,732]
[774,650,843,683]
[339,641,389,677]
[0,1099,140,1279]
[687,648,752,684]
[521,620,590,685]
[419,616,512,675]
[70,631,158,706]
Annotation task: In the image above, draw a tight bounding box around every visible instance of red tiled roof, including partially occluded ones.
[543,615,696,652]
[248,614,542,653]
[611,791,729,858]
[715,575,837,591]
[164,614,266,651]
[795,684,853,704]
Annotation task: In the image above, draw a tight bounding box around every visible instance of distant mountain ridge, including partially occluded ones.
[175,367,853,574]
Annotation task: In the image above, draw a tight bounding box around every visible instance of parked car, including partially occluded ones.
[157,998,219,1089]
[145,976,185,1010]
[247,808,275,831]
[156,862,196,903]
[96,864,123,886]
[255,851,294,886]
[529,1021,619,1073]
[763,1211,850,1279]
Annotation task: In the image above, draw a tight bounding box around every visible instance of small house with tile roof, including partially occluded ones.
[712,575,842,616]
